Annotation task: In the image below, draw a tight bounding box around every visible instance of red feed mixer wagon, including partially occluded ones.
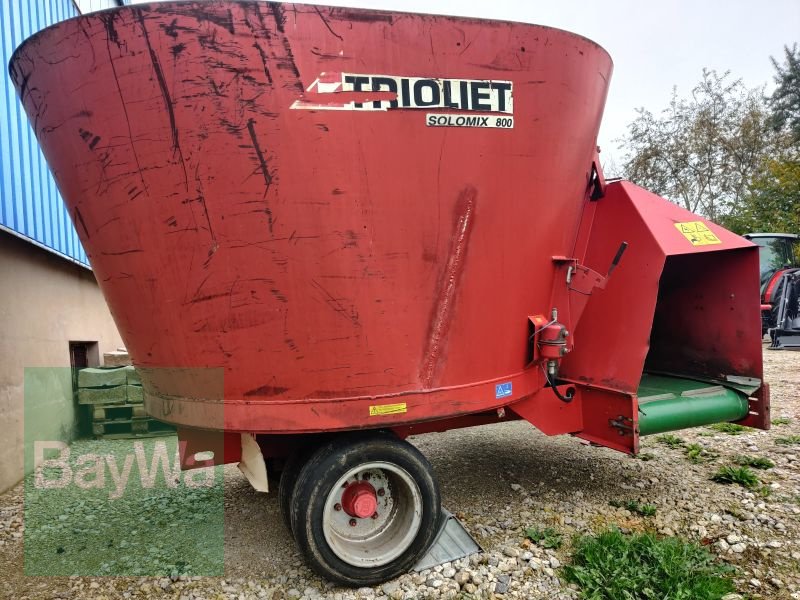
[11,0,769,585]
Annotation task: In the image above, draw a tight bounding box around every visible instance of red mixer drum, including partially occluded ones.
[10,1,612,433]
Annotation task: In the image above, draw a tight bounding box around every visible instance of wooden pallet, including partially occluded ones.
[99,430,175,440]
[78,384,144,405]
[92,403,148,422]
[91,417,174,438]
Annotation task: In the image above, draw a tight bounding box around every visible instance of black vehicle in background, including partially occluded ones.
[744,233,800,347]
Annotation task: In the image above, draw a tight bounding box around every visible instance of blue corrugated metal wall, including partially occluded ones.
[0,0,89,267]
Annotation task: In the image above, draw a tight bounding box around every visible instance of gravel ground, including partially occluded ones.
[1,346,798,599]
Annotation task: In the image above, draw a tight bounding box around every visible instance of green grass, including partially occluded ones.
[564,529,735,600]
[756,485,773,498]
[771,417,791,426]
[525,526,563,549]
[711,466,760,489]
[733,455,774,470]
[610,499,657,517]
[685,443,717,464]
[775,435,800,446]
[707,422,748,435]
[657,434,685,448]
[635,452,657,461]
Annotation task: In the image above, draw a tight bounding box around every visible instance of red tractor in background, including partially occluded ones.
[744,233,800,347]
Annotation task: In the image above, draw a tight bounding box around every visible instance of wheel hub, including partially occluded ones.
[322,462,424,567]
[341,481,378,518]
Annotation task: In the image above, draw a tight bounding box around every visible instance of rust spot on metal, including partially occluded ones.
[136,11,180,154]
[99,12,121,48]
[74,207,90,240]
[422,248,437,263]
[160,17,194,38]
[306,389,362,399]
[269,4,286,32]
[314,6,343,41]
[328,9,394,24]
[246,118,273,194]
[101,248,143,256]
[78,127,101,149]
[252,40,273,84]
[244,384,289,397]
[420,186,477,388]
[310,279,361,326]
[263,4,304,93]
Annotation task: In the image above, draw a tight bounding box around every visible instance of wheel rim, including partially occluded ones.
[322,461,423,568]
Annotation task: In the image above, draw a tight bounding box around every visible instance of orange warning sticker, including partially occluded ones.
[674,221,721,246]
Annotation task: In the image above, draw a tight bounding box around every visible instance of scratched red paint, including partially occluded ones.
[10,2,767,449]
[420,186,476,388]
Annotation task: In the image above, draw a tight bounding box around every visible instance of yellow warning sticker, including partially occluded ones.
[369,403,407,417]
[674,221,721,246]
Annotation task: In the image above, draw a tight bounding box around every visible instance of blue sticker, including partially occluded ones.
[495,382,512,399]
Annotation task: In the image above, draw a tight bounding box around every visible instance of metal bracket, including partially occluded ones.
[609,415,635,436]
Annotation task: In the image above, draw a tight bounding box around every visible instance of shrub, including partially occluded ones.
[711,466,760,489]
[564,529,735,600]
[657,434,685,448]
[776,435,800,446]
[707,423,748,435]
[610,499,657,517]
[733,455,774,470]
[685,443,716,463]
[524,526,563,549]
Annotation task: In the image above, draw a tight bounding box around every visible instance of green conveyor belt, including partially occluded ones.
[637,373,750,436]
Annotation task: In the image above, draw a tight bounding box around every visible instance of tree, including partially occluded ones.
[722,158,800,234]
[619,70,776,222]
[769,44,800,143]
[723,45,800,234]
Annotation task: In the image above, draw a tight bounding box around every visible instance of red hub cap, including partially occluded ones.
[341,481,378,518]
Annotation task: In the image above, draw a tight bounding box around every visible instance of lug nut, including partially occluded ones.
[371,512,379,519]
[377,488,385,497]
[334,503,342,511]
[349,519,357,527]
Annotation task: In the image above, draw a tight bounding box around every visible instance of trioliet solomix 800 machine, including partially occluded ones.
[11,1,768,585]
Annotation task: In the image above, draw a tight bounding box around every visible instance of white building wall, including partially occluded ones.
[74,0,123,13]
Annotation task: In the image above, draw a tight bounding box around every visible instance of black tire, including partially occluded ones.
[289,431,441,587]
[278,448,311,533]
